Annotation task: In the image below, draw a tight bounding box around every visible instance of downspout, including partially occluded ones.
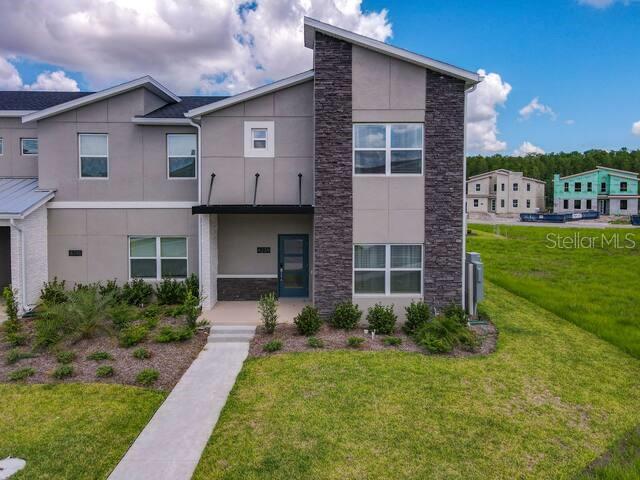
[9,218,27,314]
[188,117,203,302]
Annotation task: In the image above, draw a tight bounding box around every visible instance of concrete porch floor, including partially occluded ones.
[200,298,312,326]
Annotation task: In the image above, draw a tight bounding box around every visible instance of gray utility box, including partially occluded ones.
[465,252,484,316]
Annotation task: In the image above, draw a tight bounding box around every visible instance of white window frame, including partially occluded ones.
[353,123,424,176]
[353,244,423,297]
[128,236,189,281]
[167,133,197,180]
[244,121,274,157]
[21,138,38,156]
[79,133,109,180]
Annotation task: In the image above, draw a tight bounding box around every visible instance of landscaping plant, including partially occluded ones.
[108,303,139,330]
[96,365,114,378]
[182,289,202,329]
[39,278,68,305]
[118,325,148,347]
[184,273,199,298]
[8,367,35,381]
[136,368,159,386]
[383,336,402,346]
[258,292,278,334]
[366,303,397,335]
[98,279,122,300]
[347,336,365,348]
[154,325,193,343]
[121,279,153,306]
[156,278,186,305]
[52,365,74,379]
[403,301,431,335]
[443,304,468,326]
[87,351,113,361]
[414,314,476,354]
[55,351,76,364]
[2,286,25,347]
[133,347,151,360]
[307,337,324,348]
[329,301,362,329]
[294,305,322,336]
[263,339,283,353]
[6,349,35,365]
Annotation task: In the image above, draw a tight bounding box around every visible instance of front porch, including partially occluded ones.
[200,298,311,326]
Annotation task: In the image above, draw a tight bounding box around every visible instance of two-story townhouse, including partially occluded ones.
[466,169,545,215]
[0,17,481,318]
[553,166,639,215]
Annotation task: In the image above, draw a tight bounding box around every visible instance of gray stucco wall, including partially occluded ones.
[199,81,314,206]
[0,117,39,177]
[37,88,197,202]
[47,208,198,285]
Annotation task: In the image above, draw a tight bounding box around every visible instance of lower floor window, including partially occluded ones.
[473,199,479,207]
[563,199,569,209]
[574,199,581,209]
[129,236,188,280]
[526,199,531,208]
[620,199,628,210]
[353,244,422,295]
[586,199,592,210]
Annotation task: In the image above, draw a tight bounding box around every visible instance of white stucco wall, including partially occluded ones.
[200,214,218,310]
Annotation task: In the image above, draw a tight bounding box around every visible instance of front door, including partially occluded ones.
[489,198,496,212]
[278,234,309,298]
[598,199,609,215]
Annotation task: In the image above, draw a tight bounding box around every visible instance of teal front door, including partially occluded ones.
[278,234,309,297]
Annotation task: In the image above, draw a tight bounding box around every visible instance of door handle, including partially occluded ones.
[279,264,283,282]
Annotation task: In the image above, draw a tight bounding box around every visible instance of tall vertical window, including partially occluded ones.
[473,199,479,207]
[475,183,480,191]
[563,199,569,209]
[564,182,569,192]
[526,199,531,208]
[574,199,581,209]
[21,138,38,155]
[620,181,628,192]
[500,199,505,208]
[353,244,422,295]
[513,183,518,191]
[575,182,582,192]
[587,182,592,192]
[501,183,505,191]
[0,137,3,155]
[601,182,607,193]
[353,124,423,175]
[129,236,188,280]
[493,184,497,192]
[79,134,108,178]
[167,134,197,178]
[586,199,592,210]
[620,199,628,210]
[513,199,518,208]
[526,183,531,191]
[251,128,267,149]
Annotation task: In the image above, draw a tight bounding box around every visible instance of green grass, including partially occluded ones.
[467,224,640,358]
[0,384,165,479]
[575,427,640,479]
[193,284,640,479]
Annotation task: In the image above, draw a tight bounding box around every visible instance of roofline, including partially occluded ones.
[22,76,181,123]
[303,17,481,87]
[0,110,37,118]
[467,169,511,180]
[557,166,638,180]
[131,116,192,125]
[0,190,55,220]
[596,165,639,177]
[185,70,314,118]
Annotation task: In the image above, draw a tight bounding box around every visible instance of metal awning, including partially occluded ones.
[192,204,314,215]
[0,178,55,219]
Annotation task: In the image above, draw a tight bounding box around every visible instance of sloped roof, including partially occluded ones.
[0,178,55,219]
[0,91,93,112]
[143,95,228,118]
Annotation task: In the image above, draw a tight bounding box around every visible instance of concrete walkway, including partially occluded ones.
[201,298,310,326]
[108,324,255,480]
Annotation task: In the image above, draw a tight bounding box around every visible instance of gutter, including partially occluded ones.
[188,117,204,302]
[9,219,28,314]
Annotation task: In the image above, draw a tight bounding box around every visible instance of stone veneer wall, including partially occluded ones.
[217,278,277,301]
[424,69,466,308]
[313,32,353,317]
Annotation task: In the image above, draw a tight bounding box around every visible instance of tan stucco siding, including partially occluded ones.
[0,117,38,177]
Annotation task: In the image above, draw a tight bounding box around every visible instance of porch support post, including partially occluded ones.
[199,214,218,310]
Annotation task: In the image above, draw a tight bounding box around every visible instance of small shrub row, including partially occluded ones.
[154,325,194,343]
[133,347,151,359]
[136,368,159,386]
[52,364,74,379]
[87,351,112,361]
[8,367,35,381]
[6,349,35,365]
[96,365,114,378]
[56,350,76,364]
[118,325,148,348]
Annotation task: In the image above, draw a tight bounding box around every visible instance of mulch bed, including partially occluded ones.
[249,321,497,358]
[0,317,208,391]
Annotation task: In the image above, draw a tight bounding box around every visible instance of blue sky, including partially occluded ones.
[1,0,639,155]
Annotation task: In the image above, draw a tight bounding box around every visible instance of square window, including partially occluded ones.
[252,128,267,149]
[355,151,386,174]
[130,236,188,280]
[244,121,274,157]
[475,184,481,191]
[21,138,38,155]
[79,134,108,178]
[390,245,421,269]
[354,245,385,269]
[354,244,422,296]
[390,150,421,174]
[620,199,628,210]
[620,182,628,192]
[354,124,422,175]
[168,134,196,178]
[354,271,385,294]
[355,125,386,148]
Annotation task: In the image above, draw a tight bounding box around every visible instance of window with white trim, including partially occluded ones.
[244,121,274,157]
[21,138,38,155]
[353,244,422,295]
[353,124,423,175]
[129,236,188,280]
[79,134,108,178]
[167,134,197,178]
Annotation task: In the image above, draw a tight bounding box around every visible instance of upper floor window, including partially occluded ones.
[167,134,197,179]
[353,244,422,295]
[21,138,38,156]
[501,183,505,191]
[244,121,274,157]
[620,181,628,192]
[601,182,607,193]
[526,183,531,192]
[79,134,108,178]
[475,183,480,191]
[587,182,592,192]
[493,184,497,192]
[129,236,188,280]
[564,182,569,192]
[513,183,518,191]
[353,124,423,175]
[575,182,582,192]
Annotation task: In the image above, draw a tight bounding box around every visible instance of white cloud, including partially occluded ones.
[0,0,392,94]
[0,56,22,89]
[632,120,640,136]
[0,55,79,91]
[466,69,512,153]
[519,97,556,120]
[578,0,616,7]
[513,141,545,156]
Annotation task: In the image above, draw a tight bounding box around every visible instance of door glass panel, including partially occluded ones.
[284,255,303,271]
[283,271,304,289]
[283,238,303,255]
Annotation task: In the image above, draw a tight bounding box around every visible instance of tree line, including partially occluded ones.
[466,149,640,208]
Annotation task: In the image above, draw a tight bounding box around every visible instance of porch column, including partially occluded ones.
[199,214,218,310]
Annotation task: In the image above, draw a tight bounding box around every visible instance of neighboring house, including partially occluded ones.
[553,166,639,215]
[466,169,545,215]
[0,17,481,317]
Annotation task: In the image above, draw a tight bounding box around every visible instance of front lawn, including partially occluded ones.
[192,284,640,479]
[0,384,165,479]
[467,224,640,358]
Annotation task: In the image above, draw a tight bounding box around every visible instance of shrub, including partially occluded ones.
[141,304,162,329]
[154,325,194,343]
[121,279,153,306]
[8,367,35,381]
[476,304,491,323]
[263,339,283,353]
[414,314,477,354]
[182,289,201,329]
[52,365,74,379]
[40,278,68,305]
[329,301,362,329]
[156,279,186,305]
[108,303,139,330]
[6,349,35,365]
[118,325,148,347]
[136,368,159,386]
[87,351,113,361]
[347,336,365,348]
[403,301,431,335]
[258,292,278,334]
[99,279,121,300]
[307,337,324,348]
[383,336,402,347]
[3,287,24,346]
[56,350,76,364]
[443,304,467,326]
[133,347,151,360]
[96,365,114,378]
[366,304,397,335]
[184,273,199,298]
[6,333,27,347]
[294,305,322,336]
